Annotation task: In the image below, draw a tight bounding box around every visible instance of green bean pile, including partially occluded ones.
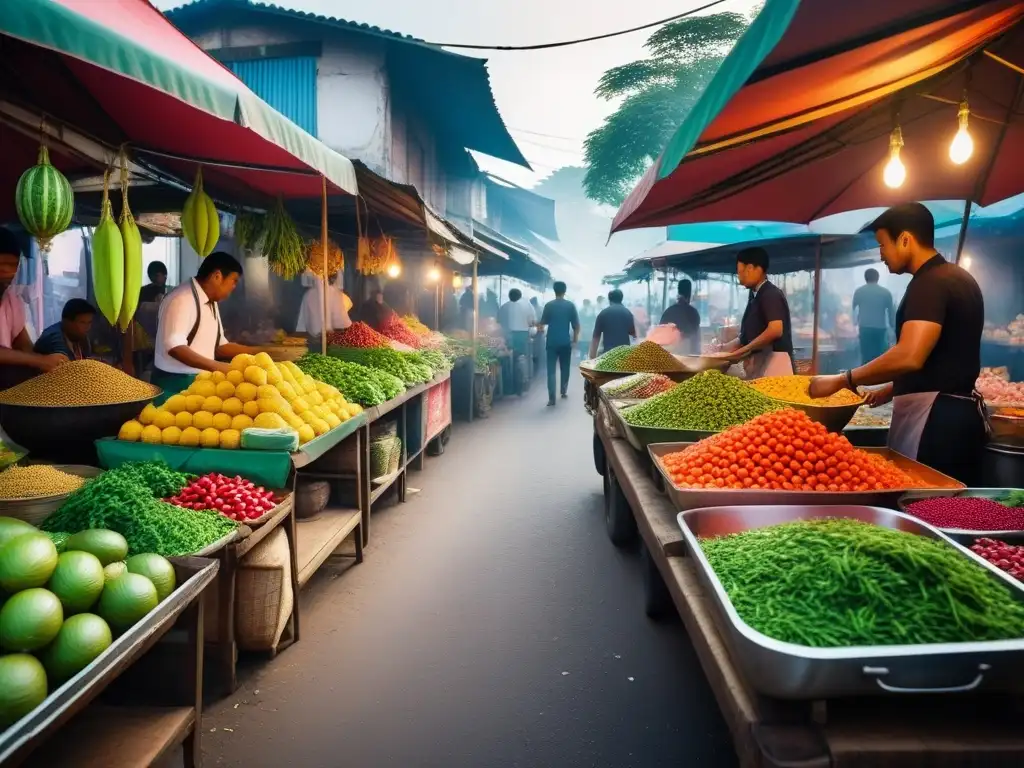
[702,518,1024,647]
[42,463,236,556]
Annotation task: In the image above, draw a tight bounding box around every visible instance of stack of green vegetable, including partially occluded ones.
[295,353,405,407]
[42,462,236,557]
[702,518,1024,647]
[0,515,178,727]
[408,350,451,376]
[623,370,779,431]
[590,345,632,371]
[329,347,432,385]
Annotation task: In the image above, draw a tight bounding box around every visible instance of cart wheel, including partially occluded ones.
[605,467,637,547]
[642,545,673,620]
[593,430,606,477]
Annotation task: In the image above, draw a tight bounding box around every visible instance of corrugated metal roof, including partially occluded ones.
[229,56,317,136]
[166,0,529,168]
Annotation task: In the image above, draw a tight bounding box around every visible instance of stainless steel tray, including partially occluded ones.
[611,405,715,452]
[678,504,1024,698]
[899,488,1024,544]
[671,354,737,373]
[650,442,962,510]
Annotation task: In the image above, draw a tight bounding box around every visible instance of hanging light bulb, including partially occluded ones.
[427,265,441,282]
[386,262,401,278]
[883,126,906,189]
[960,255,973,270]
[949,99,973,165]
[452,273,463,289]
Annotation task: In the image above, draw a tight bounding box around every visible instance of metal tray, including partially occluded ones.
[672,354,738,374]
[611,405,715,452]
[649,442,962,510]
[678,504,1024,699]
[899,488,1024,544]
[579,360,695,383]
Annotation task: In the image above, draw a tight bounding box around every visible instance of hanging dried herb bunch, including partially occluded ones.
[263,197,305,278]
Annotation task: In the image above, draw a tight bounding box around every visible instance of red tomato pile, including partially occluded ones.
[970,538,1024,581]
[166,473,278,521]
[380,315,421,348]
[660,408,917,491]
[327,322,389,348]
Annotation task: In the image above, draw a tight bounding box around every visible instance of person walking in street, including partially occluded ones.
[536,281,579,407]
[498,288,534,395]
[589,289,636,358]
[660,278,702,355]
[852,267,894,365]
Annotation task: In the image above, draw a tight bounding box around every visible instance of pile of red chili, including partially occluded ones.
[379,315,421,348]
[904,496,1024,531]
[970,538,1024,582]
[166,473,278,522]
[327,322,389,349]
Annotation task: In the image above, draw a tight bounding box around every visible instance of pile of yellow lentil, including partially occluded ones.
[0,464,87,498]
[0,360,156,406]
[750,375,864,406]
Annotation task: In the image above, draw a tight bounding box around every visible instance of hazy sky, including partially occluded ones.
[158,0,758,188]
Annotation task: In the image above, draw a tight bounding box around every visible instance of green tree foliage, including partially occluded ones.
[583,13,750,207]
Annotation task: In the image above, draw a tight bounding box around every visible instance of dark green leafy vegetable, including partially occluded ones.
[702,518,1024,647]
[998,490,1024,508]
[295,353,404,406]
[41,463,236,556]
[328,346,432,385]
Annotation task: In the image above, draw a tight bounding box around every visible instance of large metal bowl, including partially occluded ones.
[0,391,159,464]
[773,399,863,433]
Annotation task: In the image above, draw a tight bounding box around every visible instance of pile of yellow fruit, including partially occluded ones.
[118,352,363,449]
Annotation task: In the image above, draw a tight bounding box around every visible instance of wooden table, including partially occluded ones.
[595,416,1024,767]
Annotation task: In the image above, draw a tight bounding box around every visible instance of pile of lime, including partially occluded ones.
[0,517,176,728]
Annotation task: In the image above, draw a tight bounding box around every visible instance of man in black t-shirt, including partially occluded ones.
[810,203,986,484]
[722,247,794,377]
[660,279,701,354]
[589,289,636,358]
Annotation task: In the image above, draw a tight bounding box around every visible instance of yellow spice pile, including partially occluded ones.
[0,464,87,498]
[750,375,864,406]
[0,360,156,406]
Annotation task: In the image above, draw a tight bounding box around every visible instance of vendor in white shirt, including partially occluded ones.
[295,270,352,340]
[152,252,256,404]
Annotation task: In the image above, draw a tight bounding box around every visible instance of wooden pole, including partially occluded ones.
[811,239,822,374]
[661,267,669,317]
[953,199,972,263]
[321,175,329,356]
[472,255,479,355]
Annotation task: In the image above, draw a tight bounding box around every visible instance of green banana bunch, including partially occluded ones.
[182,167,219,257]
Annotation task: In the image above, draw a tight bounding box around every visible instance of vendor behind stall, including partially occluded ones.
[0,227,66,384]
[354,288,395,331]
[152,251,256,402]
[296,271,351,340]
[810,203,986,485]
[660,279,702,354]
[34,299,95,361]
[722,247,794,377]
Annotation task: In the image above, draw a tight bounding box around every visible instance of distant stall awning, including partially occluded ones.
[0,0,357,222]
[613,0,1024,231]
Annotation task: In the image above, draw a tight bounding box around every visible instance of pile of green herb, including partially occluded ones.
[329,346,432,385]
[701,518,1024,647]
[999,490,1024,508]
[407,350,451,375]
[42,462,236,556]
[296,352,405,406]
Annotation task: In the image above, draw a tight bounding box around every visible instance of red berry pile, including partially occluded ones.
[166,473,278,522]
[905,497,1024,531]
[380,315,421,348]
[970,538,1024,582]
[328,322,390,349]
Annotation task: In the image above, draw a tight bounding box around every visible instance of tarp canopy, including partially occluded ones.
[613,0,1024,231]
[0,0,357,224]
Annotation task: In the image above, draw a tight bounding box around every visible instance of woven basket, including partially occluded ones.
[235,526,293,652]
[370,435,396,478]
[295,480,330,520]
[0,465,103,526]
[257,344,307,363]
[370,420,398,441]
[388,436,402,475]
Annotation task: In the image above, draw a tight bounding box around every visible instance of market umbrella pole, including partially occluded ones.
[811,240,822,375]
[646,278,652,321]
[472,256,479,356]
[661,267,669,318]
[321,175,329,356]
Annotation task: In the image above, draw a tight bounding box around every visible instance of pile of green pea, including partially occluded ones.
[623,370,779,430]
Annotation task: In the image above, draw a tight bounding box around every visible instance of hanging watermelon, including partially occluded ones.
[15,145,74,253]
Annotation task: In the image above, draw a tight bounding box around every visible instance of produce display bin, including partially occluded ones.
[649,442,963,511]
[0,556,218,765]
[899,487,1024,544]
[608,401,716,451]
[678,504,1024,699]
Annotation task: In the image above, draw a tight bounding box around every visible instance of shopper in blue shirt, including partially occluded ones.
[34,298,95,361]
[536,281,580,407]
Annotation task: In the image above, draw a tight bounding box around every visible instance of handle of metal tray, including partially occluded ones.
[862,663,991,693]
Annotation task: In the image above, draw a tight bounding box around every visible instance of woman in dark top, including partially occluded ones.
[811,203,987,485]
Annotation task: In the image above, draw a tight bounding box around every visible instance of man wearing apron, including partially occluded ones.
[810,203,987,485]
[722,247,794,378]
[152,252,255,405]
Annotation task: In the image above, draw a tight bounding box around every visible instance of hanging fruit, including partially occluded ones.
[234,210,267,253]
[181,167,219,257]
[117,154,143,332]
[15,145,74,253]
[355,236,374,275]
[306,237,343,277]
[263,197,305,278]
[92,170,125,327]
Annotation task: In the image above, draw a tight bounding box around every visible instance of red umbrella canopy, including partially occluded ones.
[612,0,1024,231]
